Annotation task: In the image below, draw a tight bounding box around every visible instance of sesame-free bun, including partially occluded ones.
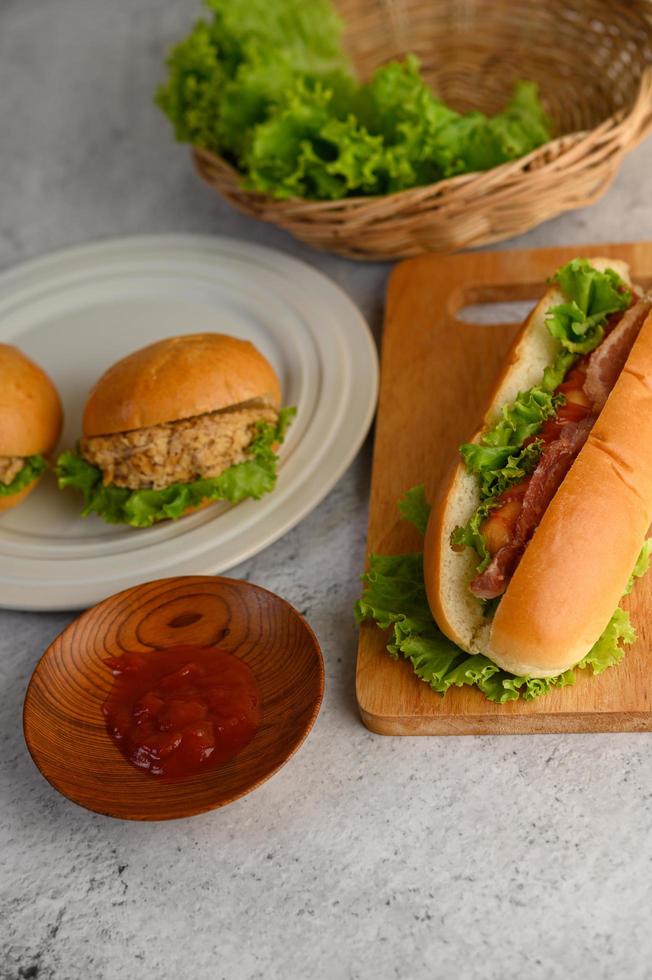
[0,344,63,457]
[424,258,652,678]
[83,333,282,437]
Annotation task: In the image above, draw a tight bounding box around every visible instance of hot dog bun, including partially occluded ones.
[424,257,652,678]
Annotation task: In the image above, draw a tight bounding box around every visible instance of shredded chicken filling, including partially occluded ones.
[80,404,278,491]
[0,455,26,486]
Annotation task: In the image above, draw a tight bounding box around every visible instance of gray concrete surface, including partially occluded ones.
[1,2,652,979]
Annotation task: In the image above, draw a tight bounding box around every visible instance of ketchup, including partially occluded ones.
[102,645,261,778]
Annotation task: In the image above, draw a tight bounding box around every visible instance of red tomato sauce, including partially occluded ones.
[102,645,261,778]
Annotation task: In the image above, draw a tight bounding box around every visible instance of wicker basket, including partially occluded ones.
[193,0,652,260]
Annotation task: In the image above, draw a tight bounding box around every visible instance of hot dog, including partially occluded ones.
[424,257,652,678]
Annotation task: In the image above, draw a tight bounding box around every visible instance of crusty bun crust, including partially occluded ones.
[83,334,282,437]
[179,498,215,519]
[0,344,63,456]
[0,480,42,512]
[424,257,645,677]
[489,308,652,675]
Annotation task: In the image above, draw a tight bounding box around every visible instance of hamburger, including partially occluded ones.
[0,344,63,511]
[57,333,294,527]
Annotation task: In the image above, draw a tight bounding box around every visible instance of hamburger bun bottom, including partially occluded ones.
[0,476,42,512]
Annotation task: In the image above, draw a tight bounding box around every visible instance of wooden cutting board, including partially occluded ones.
[356,243,652,735]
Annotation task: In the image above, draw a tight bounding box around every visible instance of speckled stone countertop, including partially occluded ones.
[2,3,652,978]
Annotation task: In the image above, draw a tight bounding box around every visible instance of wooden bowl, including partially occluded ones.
[23,577,324,820]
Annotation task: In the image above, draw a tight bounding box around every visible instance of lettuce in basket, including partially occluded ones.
[156,0,552,200]
[0,455,47,497]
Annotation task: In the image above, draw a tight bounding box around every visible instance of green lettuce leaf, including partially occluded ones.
[419,78,549,180]
[156,1,551,200]
[156,0,349,163]
[397,484,431,536]
[575,542,652,675]
[244,81,392,200]
[577,608,635,676]
[355,489,650,703]
[454,369,564,564]
[244,67,550,199]
[545,258,632,355]
[204,0,346,72]
[626,538,652,593]
[484,80,551,163]
[0,454,47,497]
[57,408,295,528]
[541,348,577,392]
[154,21,228,148]
[462,437,545,503]
[450,499,495,574]
[457,372,564,496]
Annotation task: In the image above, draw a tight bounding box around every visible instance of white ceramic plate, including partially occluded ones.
[0,235,378,611]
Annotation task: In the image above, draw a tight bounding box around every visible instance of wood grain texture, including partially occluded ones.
[24,577,324,819]
[356,242,652,735]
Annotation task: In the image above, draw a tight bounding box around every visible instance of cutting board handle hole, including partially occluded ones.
[450,282,542,328]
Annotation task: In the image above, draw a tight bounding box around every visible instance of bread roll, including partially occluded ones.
[0,344,63,510]
[83,333,281,436]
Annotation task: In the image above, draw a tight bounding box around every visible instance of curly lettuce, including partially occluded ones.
[355,487,651,704]
[450,498,496,575]
[0,454,47,497]
[546,259,632,355]
[56,408,295,528]
[156,1,551,200]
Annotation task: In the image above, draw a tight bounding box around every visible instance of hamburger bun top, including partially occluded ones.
[83,333,282,437]
[0,344,63,456]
